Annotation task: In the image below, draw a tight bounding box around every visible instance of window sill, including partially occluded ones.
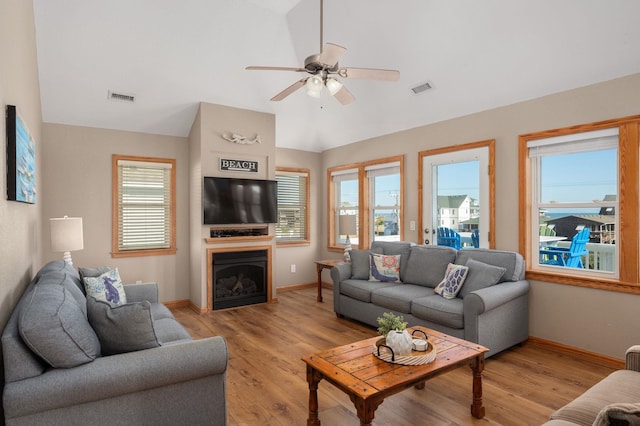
[276,241,310,247]
[112,248,177,258]
[525,269,640,295]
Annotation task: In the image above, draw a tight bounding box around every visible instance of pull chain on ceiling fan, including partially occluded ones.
[246,0,400,105]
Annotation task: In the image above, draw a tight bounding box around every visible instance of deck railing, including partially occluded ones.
[553,241,616,271]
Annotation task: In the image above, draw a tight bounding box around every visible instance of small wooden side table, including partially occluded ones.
[313,259,345,302]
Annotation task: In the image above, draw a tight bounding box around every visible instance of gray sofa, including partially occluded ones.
[331,241,529,357]
[543,345,640,425]
[2,260,228,426]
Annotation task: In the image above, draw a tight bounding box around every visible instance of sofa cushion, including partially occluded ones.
[153,317,192,344]
[550,370,640,424]
[87,296,160,355]
[371,284,434,313]
[434,263,469,299]
[83,268,127,305]
[349,250,371,279]
[339,279,397,303]
[411,295,464,329]
[36,260,84,293]
[151,301,176,320]
[19,281,101,368]
[79,265,112,284]
[457,259,506,299]
[350,247,383,279]
[455,248,525,282]
[369,253,401,283]
[371,241,413,282]
[403,245,457,287]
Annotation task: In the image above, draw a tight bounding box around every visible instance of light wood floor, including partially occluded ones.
[171,287,615,426]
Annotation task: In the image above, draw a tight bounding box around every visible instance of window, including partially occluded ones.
[275,168,309,245]
[328,156,403,250]
[367,162,401,242]
[112,155,176,257]
[519,115,640,291]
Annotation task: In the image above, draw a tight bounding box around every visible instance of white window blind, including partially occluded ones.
[117,160,172,251]
[275,170,308,242]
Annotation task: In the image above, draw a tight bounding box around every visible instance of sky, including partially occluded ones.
[339,148,617,212]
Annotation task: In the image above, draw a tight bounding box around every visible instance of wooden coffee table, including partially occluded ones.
[301,326,488,425]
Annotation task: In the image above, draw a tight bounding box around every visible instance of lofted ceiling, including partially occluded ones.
[33,0,640,152]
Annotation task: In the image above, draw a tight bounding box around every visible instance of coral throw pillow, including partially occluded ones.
[369,253,401,283]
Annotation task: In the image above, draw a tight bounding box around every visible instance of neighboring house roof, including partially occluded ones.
[547,215,615,225]
[437,195,469,209]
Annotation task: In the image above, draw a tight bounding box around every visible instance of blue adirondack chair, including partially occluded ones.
[471,229,480,248]
[437,227,461,249]
[539,228,590,268]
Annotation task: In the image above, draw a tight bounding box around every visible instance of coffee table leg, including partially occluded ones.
[470,354,486,419]
[307,365,322,425]
[350,394,383,426]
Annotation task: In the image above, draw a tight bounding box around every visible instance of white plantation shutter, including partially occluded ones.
[275,170,308,242]
[117,159,172,251]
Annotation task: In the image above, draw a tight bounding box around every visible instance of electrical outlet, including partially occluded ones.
[410,220,416,231]
[290,264,296,273]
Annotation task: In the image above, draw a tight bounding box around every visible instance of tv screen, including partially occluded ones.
[203,177,277,225]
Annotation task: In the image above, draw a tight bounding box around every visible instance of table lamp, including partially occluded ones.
[50,216,84,266]
[339,214,357,262]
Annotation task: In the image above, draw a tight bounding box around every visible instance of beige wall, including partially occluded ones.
[0,1,42,421]
[274,147,322,287]
[41,124,191,303]
[0,0,42,328]
[188,102,277,308]
[320,73,640,359]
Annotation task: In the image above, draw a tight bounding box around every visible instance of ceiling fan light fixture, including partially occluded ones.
[306,75,324,98]
[325,77,343,95]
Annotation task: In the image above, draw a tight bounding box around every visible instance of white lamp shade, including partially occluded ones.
[50,217,84,252]
[306,75,323,98]
[326,77,343,95]
[339,214,357,236]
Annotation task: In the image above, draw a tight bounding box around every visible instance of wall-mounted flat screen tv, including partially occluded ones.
[203,177,277,225]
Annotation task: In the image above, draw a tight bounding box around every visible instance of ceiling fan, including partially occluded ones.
[245,0,400,105]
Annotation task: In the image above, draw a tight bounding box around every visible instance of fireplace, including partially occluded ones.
[211,249,268,310]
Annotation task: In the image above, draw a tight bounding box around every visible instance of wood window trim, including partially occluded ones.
[418,139,496,248]
[111,154,177,258]
[518,115,640,294]
[327,155,404,252]
[275,167,311,247]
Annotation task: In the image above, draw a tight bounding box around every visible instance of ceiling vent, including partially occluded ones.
[410,81,433,95]
[107,90,136,103]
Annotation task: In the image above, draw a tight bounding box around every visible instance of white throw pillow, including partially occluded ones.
[83,268,127,306]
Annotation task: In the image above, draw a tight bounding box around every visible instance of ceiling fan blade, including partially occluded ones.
[246,66,307,73]
[332,85,354,105]
[338,67,400,81]
[319,43,346,68]
[270,78,307,101]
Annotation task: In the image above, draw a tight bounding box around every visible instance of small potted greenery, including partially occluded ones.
[376,312,408,337]
[376,312,412,356]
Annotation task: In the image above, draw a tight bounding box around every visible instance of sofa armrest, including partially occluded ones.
[330,263,352,286]
[3,336,228,420]
[625,345,640,371]
[123,282,159,303]
[463,280,530,315]
[331,263,352,315]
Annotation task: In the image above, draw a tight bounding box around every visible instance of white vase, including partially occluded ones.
[386,329,412,356]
